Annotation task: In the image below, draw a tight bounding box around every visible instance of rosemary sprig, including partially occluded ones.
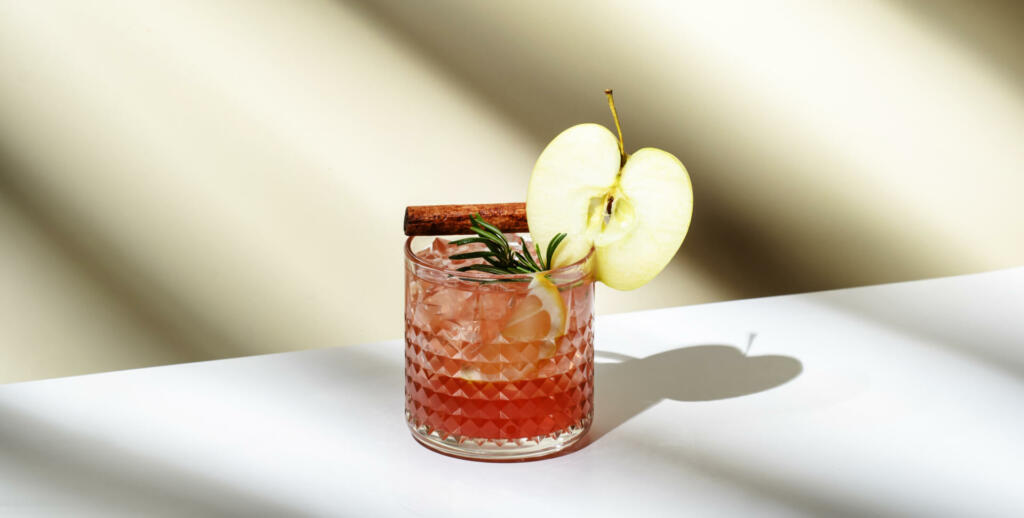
[449,214,566,276]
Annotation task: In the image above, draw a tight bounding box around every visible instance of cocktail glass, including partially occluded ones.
[404,235,595,460]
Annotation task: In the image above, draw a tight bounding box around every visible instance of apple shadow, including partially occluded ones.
[590,344,802,441]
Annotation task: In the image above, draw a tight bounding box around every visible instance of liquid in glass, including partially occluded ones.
[404,236,594,460]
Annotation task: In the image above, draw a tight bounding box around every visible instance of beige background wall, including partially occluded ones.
[1,0,1022,383]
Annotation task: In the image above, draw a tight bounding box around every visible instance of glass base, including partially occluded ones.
[407,412,592,461]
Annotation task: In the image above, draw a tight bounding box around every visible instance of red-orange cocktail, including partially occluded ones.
[404,236,594,460]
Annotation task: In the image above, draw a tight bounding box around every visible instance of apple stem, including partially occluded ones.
[604,89,627,168]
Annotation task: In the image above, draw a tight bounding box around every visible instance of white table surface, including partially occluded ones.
[2,268,1022,517]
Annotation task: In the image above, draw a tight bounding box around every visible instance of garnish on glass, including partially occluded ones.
[449,214,565,276]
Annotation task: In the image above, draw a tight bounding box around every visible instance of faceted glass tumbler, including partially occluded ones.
[404,236,595,460]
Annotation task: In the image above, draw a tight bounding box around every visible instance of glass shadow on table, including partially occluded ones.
[589,344,803,441]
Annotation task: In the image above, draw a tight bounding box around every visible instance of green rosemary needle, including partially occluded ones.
[449,214,566,276]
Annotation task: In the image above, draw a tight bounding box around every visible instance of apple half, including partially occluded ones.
[527,123,693,290]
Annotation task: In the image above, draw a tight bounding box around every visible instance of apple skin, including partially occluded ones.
[527,124,692,290]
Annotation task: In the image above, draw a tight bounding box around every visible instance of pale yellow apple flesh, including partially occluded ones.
[527,123,693,290]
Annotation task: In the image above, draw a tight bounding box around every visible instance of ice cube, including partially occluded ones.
[430,237,451,256]
[415,238,450,267]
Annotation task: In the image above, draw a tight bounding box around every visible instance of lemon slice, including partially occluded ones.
[500,273,566,343]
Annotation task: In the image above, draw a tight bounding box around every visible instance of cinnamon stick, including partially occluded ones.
[404,202,527,236]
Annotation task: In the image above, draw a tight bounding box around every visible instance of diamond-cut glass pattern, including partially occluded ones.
[404,256,594,457]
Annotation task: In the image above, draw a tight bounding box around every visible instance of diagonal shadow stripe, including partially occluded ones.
[0,402,312,516]
[0,146,247,367]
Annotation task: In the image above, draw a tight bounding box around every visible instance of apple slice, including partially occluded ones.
[526,92,692,290]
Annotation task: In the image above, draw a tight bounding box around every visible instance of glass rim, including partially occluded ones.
[404,235,595,283]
